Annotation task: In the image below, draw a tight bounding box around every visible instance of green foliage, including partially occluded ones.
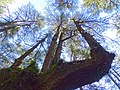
[55,0,78,10]
[84,0,119,11]
[0,0,13,4]
[84,0,107,8]
[0,0,14,14]
[66,36,90,60]
[8,26,20,37]
[24,60,39,74]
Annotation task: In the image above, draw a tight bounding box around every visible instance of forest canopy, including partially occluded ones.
[0,0,120,90]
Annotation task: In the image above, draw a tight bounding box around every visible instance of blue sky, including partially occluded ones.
[8,0,46,12]
[8,0,117,40]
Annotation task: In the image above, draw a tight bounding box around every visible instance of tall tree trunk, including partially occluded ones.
[10,34,48,68]
[73,20,101,49]
[52,32,64,65]
[73,19,115,61]
[41,24,61,72]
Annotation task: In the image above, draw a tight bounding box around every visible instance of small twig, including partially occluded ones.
[109,70,120,81]
[108,73,120,89]
[111,68,120,79]
[82,24,120,46]
[62,35,75,41]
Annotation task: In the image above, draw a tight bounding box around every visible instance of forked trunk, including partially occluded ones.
[40,20,115,90]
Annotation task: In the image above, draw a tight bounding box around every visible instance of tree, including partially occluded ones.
[0,0,120,90]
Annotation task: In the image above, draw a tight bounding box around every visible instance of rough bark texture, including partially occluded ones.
[41,56,114,90]
[0,54,114,90]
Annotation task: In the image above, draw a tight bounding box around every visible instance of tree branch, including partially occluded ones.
[41,56,114,90]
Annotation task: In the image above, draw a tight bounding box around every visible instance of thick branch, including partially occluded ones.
[41,53,114,90]
[10,34,48,68]
[0,20,37,26]
[0,20,37,32]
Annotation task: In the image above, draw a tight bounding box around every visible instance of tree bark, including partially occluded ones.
[40,57,114,90]
[0,56,115,90]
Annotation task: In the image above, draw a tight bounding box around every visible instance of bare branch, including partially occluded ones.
[108,73,120,89]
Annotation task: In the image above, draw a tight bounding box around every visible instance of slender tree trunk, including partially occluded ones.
[80,86,83,90]
[73,19,101,49]
[10,34,48,68]
[41,24,61,72]
[52,32,64,65]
